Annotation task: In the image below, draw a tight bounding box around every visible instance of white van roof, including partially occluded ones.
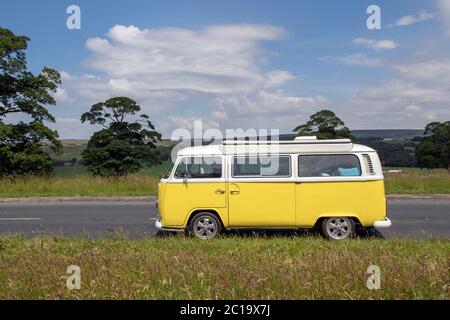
[177,138,376,156]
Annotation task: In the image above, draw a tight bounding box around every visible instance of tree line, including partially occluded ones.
[1,27,449,178]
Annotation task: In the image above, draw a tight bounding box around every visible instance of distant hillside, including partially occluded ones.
[352,129,423,140]
[50,129,423,168]
[58,130,423,145]
[48,139,175,164]
[59,139,174,147]
[60,139,88,146]
[279,129,423,141]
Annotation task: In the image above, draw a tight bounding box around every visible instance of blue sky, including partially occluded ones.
[1,0,449,138]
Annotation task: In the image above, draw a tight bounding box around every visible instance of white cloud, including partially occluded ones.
[337,59,450,129]
[211,109,229,121]
[392,59,450,83]
[394,10,437,27]
[50,72,191,137]
[210,90,329,131]
[108,78,132,92]
[264,70,296,87]
[353,38,398,50]
[437,0,450,36]
[320,53,382,67]
[163,116,220,132]
[82,24,290,95]
[53,88,70,104]
[85,37,112,53]
[350,78,447,103]
[405,104,423,113]
[338,54,382,66]
[53,23,300,137]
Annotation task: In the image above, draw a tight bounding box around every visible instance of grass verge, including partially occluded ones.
[0,236,448,299]
[0,169,449,197]
[0,175,159,197]
[384,169,450,194]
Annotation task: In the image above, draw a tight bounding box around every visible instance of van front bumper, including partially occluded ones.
[373,218,392,228]
[155,219,185,232]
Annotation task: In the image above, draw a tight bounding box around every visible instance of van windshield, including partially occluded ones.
[161,162,174,179]
[174,157,222,179]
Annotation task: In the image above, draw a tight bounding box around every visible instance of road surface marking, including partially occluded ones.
[0,218,41,221]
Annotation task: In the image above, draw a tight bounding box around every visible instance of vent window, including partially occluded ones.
[362,154,375,175]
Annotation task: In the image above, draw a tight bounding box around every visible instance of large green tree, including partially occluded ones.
[293,110,354,140]
[81,97,161,177]
[416,121,450,172]
[0,27,61,176]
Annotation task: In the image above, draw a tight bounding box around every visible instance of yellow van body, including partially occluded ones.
[156,139,390,234]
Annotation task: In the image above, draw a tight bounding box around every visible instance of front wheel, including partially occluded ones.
[321,217,355,240]
[189,212,222,239]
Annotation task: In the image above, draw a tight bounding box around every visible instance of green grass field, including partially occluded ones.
[0,174,160,197]
[0,167,448,197]
[0,236,447,299]
[384,169,450,194]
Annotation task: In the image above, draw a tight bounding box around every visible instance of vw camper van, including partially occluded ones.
[155,137,391,240]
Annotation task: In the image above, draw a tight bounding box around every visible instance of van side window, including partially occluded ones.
[298,155,361,177]
[174,157,222,179]
[232,156,291,177]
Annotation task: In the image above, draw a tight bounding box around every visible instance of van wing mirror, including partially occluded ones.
[183,172,188,184]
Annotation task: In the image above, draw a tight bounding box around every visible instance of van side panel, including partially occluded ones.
[295,180,386,227]
[161,182,227,227]
[228,182,296,227]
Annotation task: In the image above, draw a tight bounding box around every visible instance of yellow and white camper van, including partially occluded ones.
[155,137,391,240]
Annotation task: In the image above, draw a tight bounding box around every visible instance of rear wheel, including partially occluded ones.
[189,212,222,239]
[321,217,355,240]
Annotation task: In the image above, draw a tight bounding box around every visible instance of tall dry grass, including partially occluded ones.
[0,236,448,299]
[0,169,448,197]
[384,169,450,194]
[0,175,159,197]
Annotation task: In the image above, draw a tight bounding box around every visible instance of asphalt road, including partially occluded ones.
[0,199,449,239]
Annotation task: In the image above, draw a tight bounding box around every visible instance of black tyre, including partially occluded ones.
[189,212,222,239]
[321,217,355,240]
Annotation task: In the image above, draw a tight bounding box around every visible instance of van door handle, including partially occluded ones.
[230,190,240,195]
[215,189,225,194]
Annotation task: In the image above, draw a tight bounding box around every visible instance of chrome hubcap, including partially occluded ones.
[326,218,351,240]
[194,217,217,239]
